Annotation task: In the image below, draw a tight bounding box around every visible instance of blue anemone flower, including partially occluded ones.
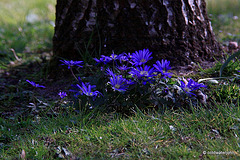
[130,49,153,66]
[109,74,129,92]
[26,80,46,88]
[129,65,155,79]
[60,60,83,69]
[106,68,115,76]
[94,53,122,65]
[129,65,156,84]
[109,53,120,61]
[153,59,172,79]
[76,82,101,97]
[58,91,67,99]
[180,79,207,96]
[118,53,130,63]
[117,65,130,71]
[94,55,111,64]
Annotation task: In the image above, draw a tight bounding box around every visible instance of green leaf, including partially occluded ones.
[220,50,240,77]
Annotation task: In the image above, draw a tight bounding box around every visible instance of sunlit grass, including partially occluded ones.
[207,0,240,15]
[0,0,55,25]
[206,0,240,43]
[0,0,55,66]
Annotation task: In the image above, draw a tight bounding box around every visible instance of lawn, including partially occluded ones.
[0,0,240,159]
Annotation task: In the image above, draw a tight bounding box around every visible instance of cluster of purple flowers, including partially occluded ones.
[94,49,173,91]
[26,49,207,102]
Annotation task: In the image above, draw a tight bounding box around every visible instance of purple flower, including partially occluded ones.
[118,53,130,63]
[180,79,207,96]
[26,80,46,88]
[153,60,172,79]
[126,79,136,85]
[94,53,121,65]
[129,65,156,84]
[117,65,130,71]
[127,53,133,60]
[69,77,83,94]
[76,82,101,97]
[93,58,102,64]
[94,55,111,64]
[130,49,153,66]
[109,53,120,61]
[129,65,155,79]
[58,92,67,99]
[106,68,115,76]
[109,74,129,92]
[60,60,83,69]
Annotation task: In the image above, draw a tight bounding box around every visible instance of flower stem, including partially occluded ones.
[70,67,78,81]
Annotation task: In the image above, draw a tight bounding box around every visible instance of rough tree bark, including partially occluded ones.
[52,0,222,67]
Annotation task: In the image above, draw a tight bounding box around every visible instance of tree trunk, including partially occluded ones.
[52,0,222,67]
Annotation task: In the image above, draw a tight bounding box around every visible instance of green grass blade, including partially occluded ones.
[220,50,240,77]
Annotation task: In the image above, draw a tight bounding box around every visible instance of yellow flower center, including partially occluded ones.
[184,87,190,92]
[87,92,93,96]
[111,55,117,59]
[114,84,120,89]
[140,71,147,76]
[140,59,146,63]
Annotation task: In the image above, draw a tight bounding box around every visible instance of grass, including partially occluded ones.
[0,0,240,159]
[207,0,240,15]
[1,104,240,159]
[0,0,55,68]
[207,0,240,43]
[1,103,240,159]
